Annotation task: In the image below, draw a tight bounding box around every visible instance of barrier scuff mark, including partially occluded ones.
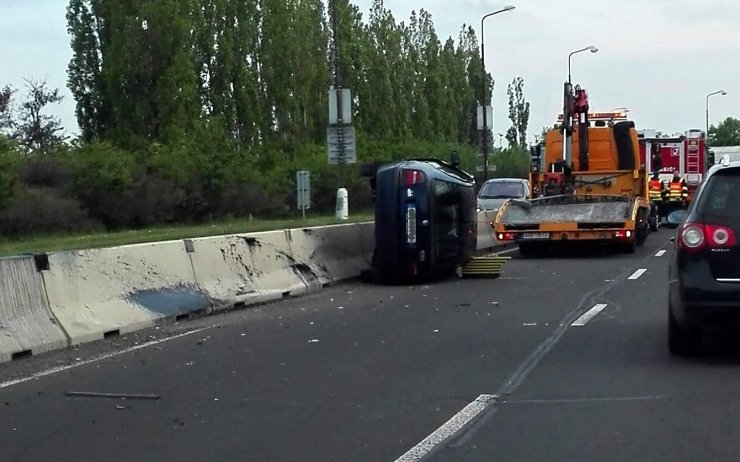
[128,285,210,316]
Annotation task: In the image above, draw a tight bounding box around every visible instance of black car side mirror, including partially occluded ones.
[450,151,461,168]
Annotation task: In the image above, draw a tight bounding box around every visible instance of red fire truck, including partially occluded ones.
[638,129,708,200]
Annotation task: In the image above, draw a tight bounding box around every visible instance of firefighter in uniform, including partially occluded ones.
[649,172,665,202]
[668,170,689,206]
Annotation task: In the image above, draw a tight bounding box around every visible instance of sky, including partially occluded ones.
[1,0,738,143]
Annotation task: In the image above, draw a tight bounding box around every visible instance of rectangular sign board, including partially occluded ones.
[327,126,357,164]
[296,170,310,210]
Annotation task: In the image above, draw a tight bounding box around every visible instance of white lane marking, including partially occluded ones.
[492,247,518,256]
[0,327,212,391]
[394,394,496,462]
[628,269,648,280]
[571,304,608,327]
[655,250,667,257]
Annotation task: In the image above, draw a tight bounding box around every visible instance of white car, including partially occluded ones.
[476,178,530,215]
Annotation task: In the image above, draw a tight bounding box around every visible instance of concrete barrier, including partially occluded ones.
[0,256,69,363]
[40,241,210,345]
[288,223,373,283]
[188,230,312,312]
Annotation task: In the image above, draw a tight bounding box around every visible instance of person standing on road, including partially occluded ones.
[668,170,688,204]
[649,172,665,202]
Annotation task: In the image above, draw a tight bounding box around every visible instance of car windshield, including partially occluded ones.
[698,170,740,218]
[479,182,524,199]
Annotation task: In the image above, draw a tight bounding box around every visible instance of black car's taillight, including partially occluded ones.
[679,223,737,252]
[403,169,426,187]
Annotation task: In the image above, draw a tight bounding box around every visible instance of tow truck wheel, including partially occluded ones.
[636,209,649,246]
[621,239,637,254]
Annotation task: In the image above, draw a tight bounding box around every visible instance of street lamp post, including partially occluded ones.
[563,45,598,161]
[479,5,515,181]
[568,45,598,84]
[706,89,727,144]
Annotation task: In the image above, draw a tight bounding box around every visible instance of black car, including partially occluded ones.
[668,156,740,355]
[364,158,477,283]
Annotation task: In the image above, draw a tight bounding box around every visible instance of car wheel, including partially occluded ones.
[668,307,699,356]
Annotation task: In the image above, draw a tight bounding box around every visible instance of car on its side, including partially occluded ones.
[668,155,740,355]
[364,158,477,283]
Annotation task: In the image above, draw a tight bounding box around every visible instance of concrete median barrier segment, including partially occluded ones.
[40,241,211,345]
[0,256,69,363]
[187,230,311,311]
[288,223,373,283]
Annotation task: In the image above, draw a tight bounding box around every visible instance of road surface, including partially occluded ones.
[3,229,740,462]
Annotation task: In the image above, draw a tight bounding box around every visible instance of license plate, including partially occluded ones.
[521,232,550,240]
[406,206,417,244]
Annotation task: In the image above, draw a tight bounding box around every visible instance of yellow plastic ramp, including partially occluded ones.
[460,255,511,278]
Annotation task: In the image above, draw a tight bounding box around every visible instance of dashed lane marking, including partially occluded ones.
[571,304,609,327]
[628,269,647,280]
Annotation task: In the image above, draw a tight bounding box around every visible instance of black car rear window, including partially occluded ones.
[697,169,740,218]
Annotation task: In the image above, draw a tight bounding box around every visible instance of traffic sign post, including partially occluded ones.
[477,105,493,181]
[296,170,310,220]
[327,88,356,187]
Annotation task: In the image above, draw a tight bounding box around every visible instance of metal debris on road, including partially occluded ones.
[66,392,160,401]
[308,339,320,343]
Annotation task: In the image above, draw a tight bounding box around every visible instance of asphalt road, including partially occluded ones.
[3,228,740,462]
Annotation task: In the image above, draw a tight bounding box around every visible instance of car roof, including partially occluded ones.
[707,157,740,178]
[483,178,527,183]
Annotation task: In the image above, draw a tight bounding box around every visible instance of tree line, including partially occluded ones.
[0,0,533,236]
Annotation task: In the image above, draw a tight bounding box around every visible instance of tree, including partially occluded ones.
[0,86,15,135]
[505,76,530,150]
[492,146,528,178]
[708,117,740,147]
[66,0,105,141]
[15,79,66,153]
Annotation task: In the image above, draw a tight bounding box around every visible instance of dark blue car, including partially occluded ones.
[669,155,740,354]
[366,159,477,283]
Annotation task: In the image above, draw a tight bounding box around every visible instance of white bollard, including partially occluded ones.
[336,188,349,220]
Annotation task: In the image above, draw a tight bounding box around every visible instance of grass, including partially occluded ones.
[0,213,374,257]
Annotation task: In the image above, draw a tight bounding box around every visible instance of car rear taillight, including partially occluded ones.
[705,224,737,247]
[497,232,516,241]
[679,223,736,251]
[403,169,426,187]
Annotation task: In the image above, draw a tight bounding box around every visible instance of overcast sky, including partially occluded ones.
[2,0,738,142]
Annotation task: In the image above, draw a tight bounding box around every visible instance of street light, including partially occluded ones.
[706,89,727,143]
[563,45,598,161]
[480,4,515,180]
[568,45,598,84]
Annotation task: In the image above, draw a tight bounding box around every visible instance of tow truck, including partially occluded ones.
[493,83,653,255]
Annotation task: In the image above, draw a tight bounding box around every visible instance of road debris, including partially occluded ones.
[66,392,160,401]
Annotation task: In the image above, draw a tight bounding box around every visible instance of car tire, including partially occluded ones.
[668,307,699,356]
